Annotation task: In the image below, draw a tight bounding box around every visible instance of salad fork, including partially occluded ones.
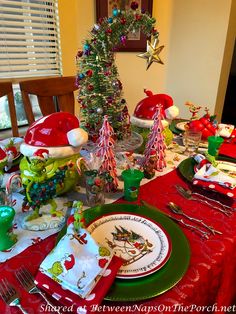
[0,278,28,313]
[15,267,60,314]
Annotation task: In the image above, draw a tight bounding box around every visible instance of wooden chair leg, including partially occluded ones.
[7,92,19,137]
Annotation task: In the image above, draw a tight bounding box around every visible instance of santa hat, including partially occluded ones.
[20,112,88,158]
[0,148,7,162]
[64,254,75,271]
[131,89,179,128]
[31,149,49,160]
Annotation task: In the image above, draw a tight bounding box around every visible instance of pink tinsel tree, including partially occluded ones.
[142,106,167,176]
[95,115,118,192]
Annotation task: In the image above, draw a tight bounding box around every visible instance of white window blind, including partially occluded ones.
[0,0,62,78]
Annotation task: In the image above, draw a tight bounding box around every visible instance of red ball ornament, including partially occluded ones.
[87,84,94,91]
[120,17,126,24]
[130,1,139,10]
[106,28,112,34]
[98,17,104,24]
[76,51,83,58]
[86,69,93,77]
[135,14,142,21]
[152,28,158,35]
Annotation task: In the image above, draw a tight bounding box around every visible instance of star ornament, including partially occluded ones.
[138,39,164,70]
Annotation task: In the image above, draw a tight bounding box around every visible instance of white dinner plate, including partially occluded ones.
[216,160,236,178]
[87,213,172,279]
[176,121,188,131]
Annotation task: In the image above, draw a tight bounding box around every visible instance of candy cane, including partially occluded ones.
[6,173,21,195]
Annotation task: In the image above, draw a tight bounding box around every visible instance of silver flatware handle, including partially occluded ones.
[193,197,232,216]
[192,191,233,212]
[141,200,210,239]
[182,212,222,235]
[16,304,28,314]
[38,290,61,314]
[176,218,210,239]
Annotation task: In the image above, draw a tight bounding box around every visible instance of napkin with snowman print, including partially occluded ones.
[35,202,123,311]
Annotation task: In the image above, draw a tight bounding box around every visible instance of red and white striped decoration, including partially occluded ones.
[95,115,118,192]
[142,105,167,171]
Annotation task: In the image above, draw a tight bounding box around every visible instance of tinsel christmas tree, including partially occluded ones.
[76,1,160,141]
[95,115,118,192]
[142,106,166,177]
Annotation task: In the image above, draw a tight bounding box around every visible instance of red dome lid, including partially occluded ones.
[134,91,173,119]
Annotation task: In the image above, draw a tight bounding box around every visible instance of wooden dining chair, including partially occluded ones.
[19,76,78,126]
[0,82,19,137]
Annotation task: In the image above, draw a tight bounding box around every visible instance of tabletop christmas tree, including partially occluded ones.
[142,106,167,178]
[95,115,118,192]
[76,1,164,141]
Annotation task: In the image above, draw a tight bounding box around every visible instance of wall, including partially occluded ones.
[165,0,232,119]
[58,0,233,120]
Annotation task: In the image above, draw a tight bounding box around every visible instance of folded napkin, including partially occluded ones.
[35,202,123,312]
[218,123,234,138]
[193,155,236,199]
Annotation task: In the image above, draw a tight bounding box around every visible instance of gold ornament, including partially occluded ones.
[138,37,164,70]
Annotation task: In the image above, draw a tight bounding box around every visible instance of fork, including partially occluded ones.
[15,267,60,314]
[0,278,28,313]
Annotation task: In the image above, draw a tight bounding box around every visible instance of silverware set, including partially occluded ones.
[175,184,233,216]
[0,267,60,313]
[168,202,222,239]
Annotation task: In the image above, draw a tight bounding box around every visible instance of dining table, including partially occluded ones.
[0,136,236,314]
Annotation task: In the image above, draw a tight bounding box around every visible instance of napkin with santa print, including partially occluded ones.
[192,154,236,199]
[35,204,123,311]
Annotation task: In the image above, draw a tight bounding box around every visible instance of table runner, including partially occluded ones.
[0,169,235,314]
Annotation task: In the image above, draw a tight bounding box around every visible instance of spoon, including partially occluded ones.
[175,185,232,217]
[168,202,222,235]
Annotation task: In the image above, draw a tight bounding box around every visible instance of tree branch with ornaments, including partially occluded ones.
[76,1,164,142]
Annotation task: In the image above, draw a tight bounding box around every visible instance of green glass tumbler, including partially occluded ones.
[0,205,16,251]
[121,169,144,201]
[208,136,224,157]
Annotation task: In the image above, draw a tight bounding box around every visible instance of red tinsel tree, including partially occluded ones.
[142,106,167,176]
[95,115,118,192]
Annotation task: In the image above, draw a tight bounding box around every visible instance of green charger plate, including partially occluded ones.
[81,203,190,301]
[169,119,188,135]
[178,157,197,182]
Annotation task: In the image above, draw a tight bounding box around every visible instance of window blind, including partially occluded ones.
[0,0,62,79]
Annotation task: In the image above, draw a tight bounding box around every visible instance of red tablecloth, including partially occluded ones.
[1,169,236,314]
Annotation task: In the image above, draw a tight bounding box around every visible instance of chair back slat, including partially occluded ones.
[19,76,77,126]
[0,81,19,137]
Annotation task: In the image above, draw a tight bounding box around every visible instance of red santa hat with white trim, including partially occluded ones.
[131,89,179,128]
[20,112,88,158]
[0,148,7,163]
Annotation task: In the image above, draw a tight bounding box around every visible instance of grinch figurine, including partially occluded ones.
[20,112,88,226]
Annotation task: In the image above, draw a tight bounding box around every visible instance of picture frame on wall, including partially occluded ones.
[95,0,153,52]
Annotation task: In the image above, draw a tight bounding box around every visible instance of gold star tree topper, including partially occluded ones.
[138,37,164,70]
